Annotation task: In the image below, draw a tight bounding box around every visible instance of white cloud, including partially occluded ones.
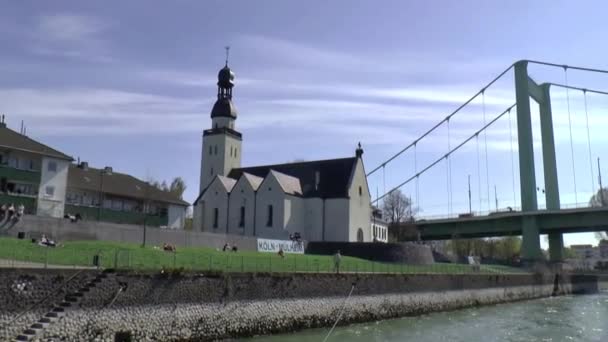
[30,13,112,62]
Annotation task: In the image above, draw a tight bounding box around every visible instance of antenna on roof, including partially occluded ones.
[225,46,230,66]
[20,120,24,134]
[23,125,26,136]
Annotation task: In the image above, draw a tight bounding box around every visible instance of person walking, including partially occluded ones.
[333,250,342,274]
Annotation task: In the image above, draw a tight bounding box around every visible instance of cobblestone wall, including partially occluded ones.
[0,269,600,341]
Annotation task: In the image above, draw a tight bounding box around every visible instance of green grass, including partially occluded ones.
[0,237,528,274]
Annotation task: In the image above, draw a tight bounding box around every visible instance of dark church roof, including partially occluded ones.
[210,98,238,119]
[227,157,358,198]
[0,123,73,161]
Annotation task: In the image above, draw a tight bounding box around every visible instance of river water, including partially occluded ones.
[246,292,608,342]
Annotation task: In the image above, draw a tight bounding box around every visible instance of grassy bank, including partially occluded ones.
[0,237,526,274]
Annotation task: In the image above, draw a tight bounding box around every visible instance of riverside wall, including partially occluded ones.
[0,268,604,341]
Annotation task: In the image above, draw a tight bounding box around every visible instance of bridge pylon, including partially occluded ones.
[514,61,563,262]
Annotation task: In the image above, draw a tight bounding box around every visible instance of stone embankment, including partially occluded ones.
[0,268,604,341]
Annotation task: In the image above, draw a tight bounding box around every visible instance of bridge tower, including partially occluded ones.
[514,61,564,262]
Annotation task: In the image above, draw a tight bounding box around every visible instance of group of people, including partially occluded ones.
[222,243,238,252]
[38,234,57,247]
[0,203,25,224]
[63,213,82,223]
[162,243,177,252]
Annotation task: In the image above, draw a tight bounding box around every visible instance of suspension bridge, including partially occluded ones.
[369,60,608,262]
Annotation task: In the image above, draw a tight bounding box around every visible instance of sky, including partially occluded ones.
[1,1,608,247]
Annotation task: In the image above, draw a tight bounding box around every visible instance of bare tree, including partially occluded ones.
[590,188,608,207]
[169,177,187,200]
[382,189,415,224]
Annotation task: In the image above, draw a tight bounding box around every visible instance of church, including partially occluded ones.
[192,61,372,242]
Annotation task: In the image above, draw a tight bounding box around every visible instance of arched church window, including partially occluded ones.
[357,228,364,242]
[266,205,273,227]
[214,146,218,155]
[213,208,219,228]
[235,148,237,157]
[209,146,212,155]
[358,186,362,196]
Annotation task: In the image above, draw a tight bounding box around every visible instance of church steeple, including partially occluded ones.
[211,47,237,121]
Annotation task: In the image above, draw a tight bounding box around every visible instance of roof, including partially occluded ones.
[242,172,263,191]
[228,157,357,198]
[0,124,73,161]
[269,170,303,195]
[67,164,189,206]
[210,98,238,119]
[217,175,237,192]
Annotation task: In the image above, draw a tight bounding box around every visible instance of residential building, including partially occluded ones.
[599,240,608,259]
[371,207,389,243]
[0,116,188,228]
[570,244,598,259]
[0,117,72,218]
[193,62,371,242]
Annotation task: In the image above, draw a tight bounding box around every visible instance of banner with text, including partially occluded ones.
[257,238,304,254]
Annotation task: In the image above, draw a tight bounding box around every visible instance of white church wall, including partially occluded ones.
[200,134,241,192]
[348,158,372,242]
[324,198,350,241]
[303,198,323,241]
[193,202,203,232]
[227,177,255,236]
[284,195,304,236]
[255,175,287,240]
[200,179,229,233]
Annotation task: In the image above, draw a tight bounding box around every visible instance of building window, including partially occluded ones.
[29,160,35,170]
[358,186,362,196]
[234,148,237,158]
[357,228,364,242]
[213,208,219,228]
[45,186,55,197]
[209,146,212,155]
[214,146,218,155]
[48,161,57,172]
[239,206,245,227]
[266,205,273,227]
[230,146,233,157]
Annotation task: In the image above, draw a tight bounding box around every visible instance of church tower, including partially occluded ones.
[199,54,242,192]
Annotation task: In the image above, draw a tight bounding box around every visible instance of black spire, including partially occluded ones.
[211,48,238,119]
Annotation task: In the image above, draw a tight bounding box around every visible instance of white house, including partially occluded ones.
[193,62,372,242]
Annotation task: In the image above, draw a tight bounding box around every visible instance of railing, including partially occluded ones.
[0,245,529,275]
[64,204,168,227]
[0,165,41,183]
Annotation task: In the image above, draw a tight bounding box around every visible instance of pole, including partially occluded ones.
[468,175,472,214]
[98,170,104,221]
[142,181,148,247]
[494,185,498,211]
[599,158,605,206]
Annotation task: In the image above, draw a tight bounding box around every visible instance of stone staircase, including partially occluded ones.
[14,270,113,341]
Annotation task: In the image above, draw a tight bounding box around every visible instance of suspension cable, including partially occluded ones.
[414,143,420,209]
[583,89,595,195]
[476,134,482,213]
[564,67,578,206]
[547,83,608,96]
[508,108,517,208]
[527,60,608,75]
[482,90,491,211]
[372,103,516,204]
[447,118,453,215]
[366,64,515,177]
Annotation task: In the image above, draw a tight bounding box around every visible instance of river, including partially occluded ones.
[245,292,608,342]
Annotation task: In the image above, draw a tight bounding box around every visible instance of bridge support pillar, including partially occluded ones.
[521,216,542,260]
[548,232,564,262]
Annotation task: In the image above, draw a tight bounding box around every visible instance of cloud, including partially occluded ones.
[30,13,112,62]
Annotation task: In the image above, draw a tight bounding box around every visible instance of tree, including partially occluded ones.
[382,189,415,224]
[589,187,608,207]
[590,188,608,238]
[169,177,187,200]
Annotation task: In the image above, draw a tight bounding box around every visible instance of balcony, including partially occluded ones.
[0,165,41,184]
[65,204,168,227]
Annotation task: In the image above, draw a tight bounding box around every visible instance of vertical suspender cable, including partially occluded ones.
[564,67,578,206]
[482,90,491,211]
[583,89,595,196]
[414,143,420,210]
[445,155,450,216]
[508,108,517,208]
[447,118,453,215]
[476,134,482,213]
[382,164,386,196]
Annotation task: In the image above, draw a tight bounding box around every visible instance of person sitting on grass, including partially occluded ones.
[222,243,230,252]
[231,244,238,252]
[39,234,56,247]
[0,203,6,221]
[278,248,285,258]
[7,203,15,220]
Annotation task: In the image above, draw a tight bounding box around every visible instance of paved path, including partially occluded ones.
[0,259,97,270]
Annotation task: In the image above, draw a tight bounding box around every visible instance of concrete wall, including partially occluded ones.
[306,241,434,264]
[8,214,257,250]
[1,268,602,341]
[36,157,69,218]
[348,158,371,242]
